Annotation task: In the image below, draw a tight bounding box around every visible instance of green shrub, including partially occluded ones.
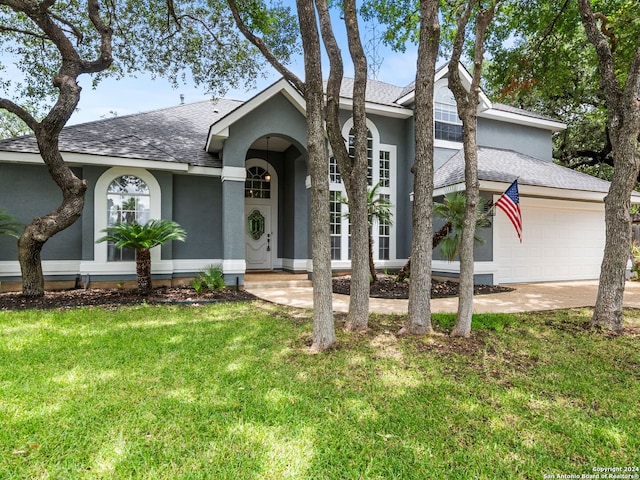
[192,264,225,292]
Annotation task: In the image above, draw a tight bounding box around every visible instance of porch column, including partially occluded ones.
[221,166,247,285]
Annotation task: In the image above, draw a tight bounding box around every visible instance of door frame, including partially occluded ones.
[244,158,278,270]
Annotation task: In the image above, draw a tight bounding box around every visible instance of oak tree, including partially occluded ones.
[228,0,337,350]
[0,0,263,297]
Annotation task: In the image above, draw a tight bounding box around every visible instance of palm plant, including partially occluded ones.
[96,219,186,294]
[396,192,490,281]
[0,208,22,238]
[433,191,490,262]
[341,182,393,283]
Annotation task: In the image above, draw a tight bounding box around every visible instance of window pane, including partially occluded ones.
[329,156,341,184]
[435,86,462,142]
[330,191,342,260]
[379,151,390,188]
[106,175,150,262]
[378,194,390,260]
[245,166,271,199]
[348,128,374,185]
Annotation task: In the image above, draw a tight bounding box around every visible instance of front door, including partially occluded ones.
[245,204,273,270]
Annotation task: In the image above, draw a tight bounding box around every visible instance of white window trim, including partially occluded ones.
[333,118,397,263]
[92,167,162,271]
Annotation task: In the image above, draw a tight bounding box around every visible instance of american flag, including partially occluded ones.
[495,179,522,242]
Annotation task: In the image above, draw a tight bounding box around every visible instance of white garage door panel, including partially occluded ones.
[495,198,605,284]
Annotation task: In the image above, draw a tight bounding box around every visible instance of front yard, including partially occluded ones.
[1,302,638,479]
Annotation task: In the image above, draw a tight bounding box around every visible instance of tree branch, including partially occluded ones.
[578,0,621,107]
[0,98,40,133]
[533,0,571,53]
[315,0,351,182]
[0,24,48,40]
[226,0,305,94]
[49,11,84,44]
[162,13,229,49]
[623,44,640,111]
[447,0,474,112]
[80,0,114,74]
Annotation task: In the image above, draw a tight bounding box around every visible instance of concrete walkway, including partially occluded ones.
[245,280,640,314]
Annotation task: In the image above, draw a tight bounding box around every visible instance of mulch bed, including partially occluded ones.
[332,274,514,299]
[0,286,256,311]
[0,275,514,311]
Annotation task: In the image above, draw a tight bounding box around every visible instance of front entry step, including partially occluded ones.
[244,272,312,289]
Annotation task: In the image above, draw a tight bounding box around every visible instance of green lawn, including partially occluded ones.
[1,302,639,479]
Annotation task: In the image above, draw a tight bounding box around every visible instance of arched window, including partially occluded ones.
[106,175,150,261]
[435,86,463,142]
[245,166,271,199]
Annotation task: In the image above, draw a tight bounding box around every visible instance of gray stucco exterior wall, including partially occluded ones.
[478,118,553,161]
[280,146,309,261]
[172,174,223,259]
[221,179,245,261]
[81,166,108,261]
[155,170,174,260]
[0,163,82,261]
[223,93,308,169]
[397,115,414,260]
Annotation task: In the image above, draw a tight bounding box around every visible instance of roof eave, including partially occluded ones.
[479,109,567,132]
[433,179,630,203]
[338,97,413,119]
[0,150,194,173]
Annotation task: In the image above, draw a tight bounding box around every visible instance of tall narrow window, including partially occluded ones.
[329,155,341,184]
[379,150,390,188]
[435,86,463,142]
[106,175,150,261]
[378,193,391,260]
[330,191,342,260]
[348,128,374,185]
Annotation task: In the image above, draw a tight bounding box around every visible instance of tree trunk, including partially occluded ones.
[451,126,479,338]
[297,0,336,351]
[396,221,452,282]
[18,135,87,297]
[369,229,377,282]
[448,1,497,337]
[136,247,152,294]
[6,1,113,298]
[578,0,640,330]
[345,173,370,331]
[592,129,640,329]
[401,0,440,336]
[316,0,370,331]
[344,0,369,331]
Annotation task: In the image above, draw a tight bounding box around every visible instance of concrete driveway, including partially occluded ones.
[245,280,640,315]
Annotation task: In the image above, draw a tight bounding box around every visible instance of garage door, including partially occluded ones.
[494,197,605,284]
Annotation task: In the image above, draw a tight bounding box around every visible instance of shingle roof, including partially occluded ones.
[0,98,243,168]
[336,78,407,107]
[434,146,616,194]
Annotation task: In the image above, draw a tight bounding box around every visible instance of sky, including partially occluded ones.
[1,3,424,127]
[68,42,419,125]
